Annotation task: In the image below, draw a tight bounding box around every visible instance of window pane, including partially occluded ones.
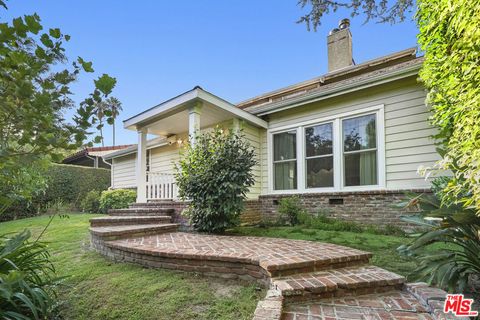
[343,114,376,152]
[274,161,297,190]
[306,156,333,188]
[305,123,333,157]
[344,151,377,186]
[273,131,296,161]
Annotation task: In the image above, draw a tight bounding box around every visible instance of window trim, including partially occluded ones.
[304,121,335,190]
[271,129,299,191]
[267,104,385,194]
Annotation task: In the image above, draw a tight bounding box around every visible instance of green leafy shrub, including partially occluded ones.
[398,177,480,292]
[0,230,59,319]
[175,128,257,233]
[81,190,102,213]
[38,164,111,210]
[277,196,306,226]
[2,163,111,220]
[99,189,136,213]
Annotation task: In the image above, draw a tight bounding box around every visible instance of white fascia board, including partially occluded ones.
[197,90,268,129]
[123,89,199,130]
[124,87,268,131]
[102,140,168,160]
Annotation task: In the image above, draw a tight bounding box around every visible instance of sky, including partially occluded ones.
[2,1,419,145]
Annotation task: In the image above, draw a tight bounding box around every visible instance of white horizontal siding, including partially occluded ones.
[263,77,441,191]
[112,154,136,189]
[239,121,264,199]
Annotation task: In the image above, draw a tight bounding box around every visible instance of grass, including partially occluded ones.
[0,213,264,320]
[229,225,418,278]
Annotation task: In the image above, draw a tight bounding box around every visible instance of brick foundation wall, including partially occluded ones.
[147,189,428,228]
[256,189,431,227]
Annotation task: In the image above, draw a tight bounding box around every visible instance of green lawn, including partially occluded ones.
[229,226,418,278]
[0,214,263,320]
[1,214,420,319]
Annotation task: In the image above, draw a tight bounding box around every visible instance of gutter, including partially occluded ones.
[102,140,169,160]
[248,62,422,117]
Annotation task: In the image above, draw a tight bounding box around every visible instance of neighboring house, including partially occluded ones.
[103,20,440,225]
[63,145,132,169]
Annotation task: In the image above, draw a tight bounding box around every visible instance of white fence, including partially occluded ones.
[146,172,178,200]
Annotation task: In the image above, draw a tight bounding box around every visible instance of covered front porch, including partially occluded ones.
[122,86,268,202]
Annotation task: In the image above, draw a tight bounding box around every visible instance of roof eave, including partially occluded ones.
[249,62,422,117]
[123,87,268,131]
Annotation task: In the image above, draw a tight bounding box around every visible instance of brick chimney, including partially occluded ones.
[327,18,354,72]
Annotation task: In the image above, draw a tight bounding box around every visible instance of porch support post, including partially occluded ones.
[136,128,147,203]
[232,118,244,133]
[188,101,202,145]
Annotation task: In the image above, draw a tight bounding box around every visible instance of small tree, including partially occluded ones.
[174,128,257,233]
[0,3,118,209]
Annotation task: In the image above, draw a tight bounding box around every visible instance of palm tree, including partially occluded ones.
[94,100,108,147]
[105,97,122,146]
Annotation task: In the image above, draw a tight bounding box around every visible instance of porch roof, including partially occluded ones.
[123,86,268,135]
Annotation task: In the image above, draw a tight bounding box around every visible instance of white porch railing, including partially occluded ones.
[146,172,178,200]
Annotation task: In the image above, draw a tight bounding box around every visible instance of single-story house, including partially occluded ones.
[63,145,132,169]
[103,19,439,225]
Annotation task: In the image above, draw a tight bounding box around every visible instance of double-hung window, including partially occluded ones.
[273,130,297,190]
[342,114,377,186]
[305,123,334,188]
[271,108,382,192]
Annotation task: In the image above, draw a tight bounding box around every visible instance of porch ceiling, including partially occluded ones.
[123,86,268,136]
[145,102,234,136]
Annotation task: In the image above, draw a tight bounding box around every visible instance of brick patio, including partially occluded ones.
[106,232,371,276]
[282,291,435,320]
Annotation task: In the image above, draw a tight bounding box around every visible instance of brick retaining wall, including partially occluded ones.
[91,233,270,285]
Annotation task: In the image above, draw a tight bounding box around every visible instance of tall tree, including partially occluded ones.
[105,97,123,146]
[0,2,118,207]
[94,100,108,147]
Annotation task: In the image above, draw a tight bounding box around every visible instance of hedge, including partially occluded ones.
[38,163,111,209]
[1,163,111,221]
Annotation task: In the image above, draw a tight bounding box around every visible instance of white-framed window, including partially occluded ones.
[305,122,334,188]
[268,105,385,193]
[342,114,377,186]
[272,130,297,190]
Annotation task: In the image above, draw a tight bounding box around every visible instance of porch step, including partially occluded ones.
[108,207,174,216]
[90,224,179,241]
[90,216,172,227]
[271,265,405,303]
[129,201,175,208]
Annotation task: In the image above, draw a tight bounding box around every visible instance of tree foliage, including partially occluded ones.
[175,128,257,233]
[416,0,480,210]
[0,3,118,207]
[297,0,414,30]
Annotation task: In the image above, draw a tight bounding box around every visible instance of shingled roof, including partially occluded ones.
[237,47,423,115]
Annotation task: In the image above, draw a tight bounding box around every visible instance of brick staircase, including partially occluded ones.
[89,204,451,320]
[89,202,179,244]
